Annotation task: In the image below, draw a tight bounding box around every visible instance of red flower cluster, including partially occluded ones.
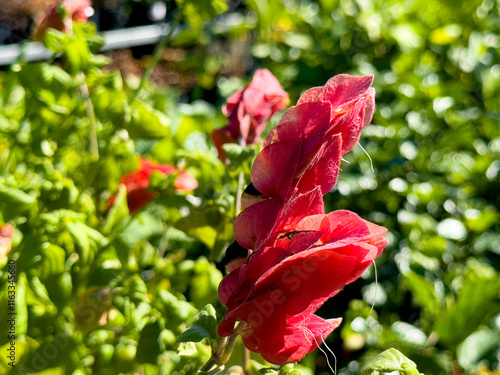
[33,0,93,41]
[212,69,289,161]
[111,158,198,214]
[217,74,388,365]
[0,224,15,258]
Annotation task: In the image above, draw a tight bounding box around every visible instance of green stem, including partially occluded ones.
[2,148,13,175]
[131,20,180,100]
[78,73,99,161]
[157,225,170,257]
[201,323,244,373]
[243,347,251,375]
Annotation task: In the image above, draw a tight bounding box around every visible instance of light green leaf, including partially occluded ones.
[0,184,36,221]
[43,29,70,53]
[16,273,28,336]
[157,290,198,328]
[189,258,223,309]
[259,369,279,375]
[102,184,130,235]
[457,327,500,369]
[362,348,421,375]
[127,100,170,139]
[67,221,104,265]
[279,363,306,375]
[39,243,66,280]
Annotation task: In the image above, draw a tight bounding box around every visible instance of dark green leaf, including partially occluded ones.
[176,304,217,343]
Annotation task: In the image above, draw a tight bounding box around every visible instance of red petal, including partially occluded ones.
[211,128,237,161]
[251,248,357,316]
[175,171,198,192]
[234,199,282,249]
[225,290,288,341]
[319,210,372,245]
[277,187,325,233]
[251,139,301,199]
[243,313,342,365]
[295,133,342,194]
[321,74,374,108]
[297,87,323,105]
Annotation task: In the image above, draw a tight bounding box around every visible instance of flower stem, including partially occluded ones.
[243,346,251,375]
[201,323,244,373]
[78,73,99,161]
[132,20,179,100]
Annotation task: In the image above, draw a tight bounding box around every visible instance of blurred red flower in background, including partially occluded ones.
[33,0,93,41]
[212,69,289,161]
[217,74,388,365]
[0,224,15,258]
[110,158,197,214]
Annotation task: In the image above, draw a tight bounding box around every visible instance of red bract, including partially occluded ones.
[33,0,93,41]
[110,158,197,214]
[217,74,388,365]
[212,69,289,161]
[0,224,15,258]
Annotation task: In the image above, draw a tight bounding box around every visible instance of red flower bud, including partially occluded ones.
[212,69,289,161]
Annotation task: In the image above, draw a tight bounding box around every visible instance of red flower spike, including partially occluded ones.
[218,74,388,365]
[212,69,289,161]
[110,158,197,214]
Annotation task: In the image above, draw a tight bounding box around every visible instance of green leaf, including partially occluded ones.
[0,335,38,372]
[0,184,36,221]
[259,369,279,375]
[131,302,152,332]
[137,320,164,364]
[222,143,258,170]
[189,258,223,309]
[156,290,198,330]
[176,0,228,29]
[403,271,442,317]
[283,32,313,50]
[16,273,29,337]
[457,327,500,369]
[39,243,66,280]
[176,304,217,343]
[67,221,105,265]
[362,348,421,375]
[102,184,130,235]
[127,100,170,139]
[433,265,500,347]
[64,35,91,74]
[279,363,306,375]
[177,341,198,356]
[43,29,70,53]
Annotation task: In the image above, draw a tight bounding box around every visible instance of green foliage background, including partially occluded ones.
[0,0,499,374]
